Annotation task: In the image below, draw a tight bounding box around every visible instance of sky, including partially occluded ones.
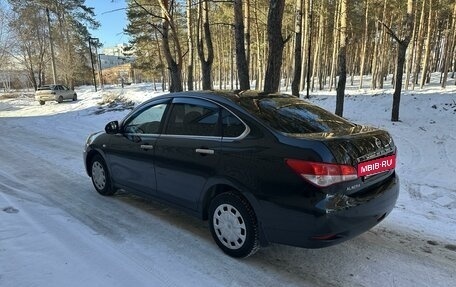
[85,0,130,49]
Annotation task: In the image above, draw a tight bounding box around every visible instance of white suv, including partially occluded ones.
[35,85,77,105]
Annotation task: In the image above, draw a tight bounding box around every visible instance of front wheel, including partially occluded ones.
[209,192,260,258]
[90,154,115,196]
[39,100,45,105]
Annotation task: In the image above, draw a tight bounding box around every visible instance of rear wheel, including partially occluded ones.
[39,100,45,105]
[209,192,260,258]
[90,155,115,196]
[57,96,63,103]
[72,94,77,101]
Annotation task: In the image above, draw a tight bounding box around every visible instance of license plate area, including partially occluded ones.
[358,155,396,177]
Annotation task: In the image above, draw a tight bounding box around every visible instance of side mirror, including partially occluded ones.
[105,121,120,134]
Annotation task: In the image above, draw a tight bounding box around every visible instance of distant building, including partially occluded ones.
[98,44,136,70]
[102,43,135,57]
[95,43,143,85]
[98,54,135,70]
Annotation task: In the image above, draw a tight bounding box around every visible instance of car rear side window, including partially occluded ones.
[164,100,220,137]
[221,109,245,138]
[250,97,355,133]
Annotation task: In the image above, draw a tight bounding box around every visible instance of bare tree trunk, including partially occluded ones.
[254,1,263,90]
[234,0,250,90]
[386,0,414,122]
[442,2,456,87]
[319,15,328,91]
[335,0,347,117]
[371,21,380,89]
[359,0,369,89]
[153,31,167,92]
[405,2,418,90]
[162,23,182,92]
[377,0,389,89]
[311,1,324,92]
[186,0,194,90]
[329,0,340,91]
[197,0,214,90]
[412,0,426,88]
[159,0,183,92]
[263,0,286,93]
[217,26,224,90]
[350,44,358,86]
[420,0,433,89]
[291,0,303,96]
[230,34,234,90]
[244,0,251,83]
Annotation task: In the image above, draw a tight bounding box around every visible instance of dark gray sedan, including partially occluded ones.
[84,90,399,258]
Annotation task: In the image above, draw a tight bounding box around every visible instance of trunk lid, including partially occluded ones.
[288,125,396,167]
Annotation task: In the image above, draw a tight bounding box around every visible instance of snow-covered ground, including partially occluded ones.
[1,77,455,286]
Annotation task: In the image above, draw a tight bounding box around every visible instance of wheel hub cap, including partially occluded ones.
[213,204,246,250]
[92,161,106,190]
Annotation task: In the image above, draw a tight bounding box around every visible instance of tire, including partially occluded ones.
[39,101,45,105]
[73,94,77,101]
[57,96,63,103]
[209,192,260,258]
[90,154,115,196]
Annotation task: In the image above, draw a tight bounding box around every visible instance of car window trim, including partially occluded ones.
[119,95,250,141]
[159,134,223,141]
[163,96,250,141]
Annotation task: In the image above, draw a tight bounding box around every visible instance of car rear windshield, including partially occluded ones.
[242,96,355,134]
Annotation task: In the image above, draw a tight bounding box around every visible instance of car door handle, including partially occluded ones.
[140,144,154,150]
[195,148,214,155]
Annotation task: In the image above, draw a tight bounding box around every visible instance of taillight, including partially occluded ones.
[285,159,358,187]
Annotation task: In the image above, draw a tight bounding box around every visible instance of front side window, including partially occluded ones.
[164,99,220,137]
[124,103,168,134]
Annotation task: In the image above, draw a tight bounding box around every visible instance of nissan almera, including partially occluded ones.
[83,90,399,258]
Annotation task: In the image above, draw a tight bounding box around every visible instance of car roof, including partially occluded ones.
[151,90,299,106]
[38,84,57,88]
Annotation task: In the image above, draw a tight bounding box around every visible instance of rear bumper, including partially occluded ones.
[35,94,58,102]
[259,173,399,248]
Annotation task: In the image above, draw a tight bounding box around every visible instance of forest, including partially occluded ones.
[126,0,456,95]
[1,0,455,119]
